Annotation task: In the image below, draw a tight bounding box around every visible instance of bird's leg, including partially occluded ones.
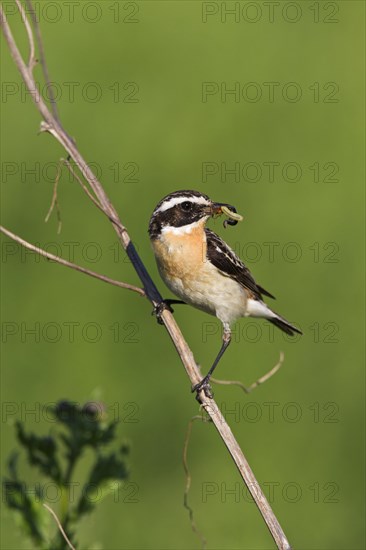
[192,323,232,398]
[152,299,186,325]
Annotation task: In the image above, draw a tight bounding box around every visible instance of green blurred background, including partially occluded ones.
[1,1,365,548]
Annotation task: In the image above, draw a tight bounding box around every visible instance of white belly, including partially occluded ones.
[151,225,248,326]
[157,256,248,325]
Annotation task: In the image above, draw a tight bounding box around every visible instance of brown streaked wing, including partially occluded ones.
[205,228,275,301]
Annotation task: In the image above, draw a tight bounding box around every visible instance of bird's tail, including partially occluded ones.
[269,313,302,336]
[246,299,302,336]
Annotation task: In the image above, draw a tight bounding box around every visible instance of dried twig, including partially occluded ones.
[63,158,108,216]
[0,225,145,296]
[183,415,210,549]
[183,353,284,546]
[24,0,66,132]
[14,0,35,69]
[42,504,75,550]
[1,4,291,548]
[44,159,63,233]
[212,352,285,393]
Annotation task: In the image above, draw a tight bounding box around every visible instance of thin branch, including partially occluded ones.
[63,158,105,215]
[183,415,210,549]
[46,156,109,231]
[24,0,61,124]
[15,0,35,69]
[1,5,291,549]
[0,225,145,296]
[45,159,62,233]
[54,157,123,234]
[212,352,285,394]
[42,504,75,550]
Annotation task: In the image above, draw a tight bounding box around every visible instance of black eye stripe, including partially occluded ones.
[149,191,212,238]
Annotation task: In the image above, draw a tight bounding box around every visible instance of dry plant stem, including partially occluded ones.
[24,0,59,121]
[1,5,291,549]
[63,159,113,218]
[42,504,75,550]
[44,159,62,233]
[211,351,285,393]
[183,415,210,549]
[14,0,35,68]
[0,225,145,296]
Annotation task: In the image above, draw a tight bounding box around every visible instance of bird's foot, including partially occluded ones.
[152,299,185,325]
[192,376,214,400]
[152,300,173,325]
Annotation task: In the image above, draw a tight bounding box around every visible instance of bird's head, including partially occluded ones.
[148,190,241,238]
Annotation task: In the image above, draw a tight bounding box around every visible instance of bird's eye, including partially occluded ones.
[181,201,192,211]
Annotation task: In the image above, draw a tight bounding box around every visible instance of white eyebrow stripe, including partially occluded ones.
[155,195,210,213]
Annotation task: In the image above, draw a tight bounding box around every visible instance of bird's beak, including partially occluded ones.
[210,202,243,226]
[211,202,234,216]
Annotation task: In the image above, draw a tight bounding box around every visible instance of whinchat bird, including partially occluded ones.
[149,190,302,396]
